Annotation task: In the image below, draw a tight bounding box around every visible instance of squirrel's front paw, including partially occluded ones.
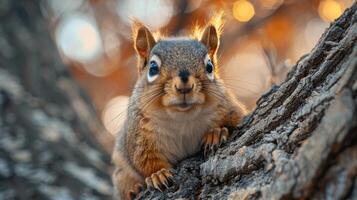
[128,183,144,200]
[145,168,174,192]
[202,127,229,156]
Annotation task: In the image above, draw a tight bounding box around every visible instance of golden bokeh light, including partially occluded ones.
[56,13,102,63]
[233,0,255,22]
[318,0,343,22]
[222,43,271,109]
[117,0,174,30]
[102,96,129,135]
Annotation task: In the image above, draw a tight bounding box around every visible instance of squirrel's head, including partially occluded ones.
[132,20,225,114]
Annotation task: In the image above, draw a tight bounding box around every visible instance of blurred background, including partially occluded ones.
[43,0,353,136]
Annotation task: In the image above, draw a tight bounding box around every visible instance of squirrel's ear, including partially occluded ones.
[134,25,156,59]
[200,25,219,56]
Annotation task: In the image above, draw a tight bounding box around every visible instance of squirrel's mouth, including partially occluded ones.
[172,102,195,112]
[162,94,205,112]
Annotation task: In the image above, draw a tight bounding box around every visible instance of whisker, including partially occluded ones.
[140,91,164,111]
[221,84,261,95]
[201,81,261,96]
[200,83,226,101]
[108,87,164,124]
[221,77,264,87]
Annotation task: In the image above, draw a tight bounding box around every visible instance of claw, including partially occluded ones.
[210,145,215,153]
[219,138,224,146]
[158,172,169,189]
[153,182,163,192]
[145,168,174,192]
[204,143,209,156]
[202,127,230,157]
[145,177,154,190]
[162,180,169,188]
[165,175,175,186]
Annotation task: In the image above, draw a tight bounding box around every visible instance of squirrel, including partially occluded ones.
[111,18,248,200]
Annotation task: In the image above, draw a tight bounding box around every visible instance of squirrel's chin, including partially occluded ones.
[168,103,197,112]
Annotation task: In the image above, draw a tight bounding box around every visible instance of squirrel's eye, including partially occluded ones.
[149,61,159,76]
[206,60,214,74]
[147,57,161,83]
[204,56,214,81]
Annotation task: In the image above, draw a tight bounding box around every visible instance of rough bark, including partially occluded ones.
[0,1,113,199]
[138,3,357,200]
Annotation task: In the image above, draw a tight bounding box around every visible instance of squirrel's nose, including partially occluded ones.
[175,70,194,94]
[178,70,189,83]
[176,86,193,94]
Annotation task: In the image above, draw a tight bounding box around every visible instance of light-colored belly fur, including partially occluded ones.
[151,108,217,164]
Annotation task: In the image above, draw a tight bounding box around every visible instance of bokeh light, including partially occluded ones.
[291,18,328,61]
[56,13,103,63]
[103,31,121,59]
[102,96,129,135]
[304,18,329,49]
[318,0,343,22]
[117,0,174,30]
[222,43,270,107]
[233,0,255,22]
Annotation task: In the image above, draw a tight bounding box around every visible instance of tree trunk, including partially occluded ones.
[0,1,113,199]
[138,3,357,200]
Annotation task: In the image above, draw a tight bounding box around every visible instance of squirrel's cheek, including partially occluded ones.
[161,95,171,107]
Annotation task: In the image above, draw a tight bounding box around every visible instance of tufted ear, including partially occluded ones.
[133,24,156,59]
[200,25,219,56]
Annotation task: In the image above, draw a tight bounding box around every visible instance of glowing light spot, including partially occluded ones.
[233,0,255,22]
[304,18,328,50]
[103,31,121,58]
[56,13,103,63]
[117,0,174,30]
[102,96,129,135]
[222,43,269,98]
[318,0,343,22]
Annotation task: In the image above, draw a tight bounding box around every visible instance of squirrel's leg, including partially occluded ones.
[131,130,174,191]
[112,166,144,200]
[112,151,144,200]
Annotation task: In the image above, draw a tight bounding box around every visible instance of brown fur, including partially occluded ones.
[112,20,247,200]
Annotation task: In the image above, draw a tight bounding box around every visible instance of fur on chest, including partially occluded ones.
[150,108,218,164]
